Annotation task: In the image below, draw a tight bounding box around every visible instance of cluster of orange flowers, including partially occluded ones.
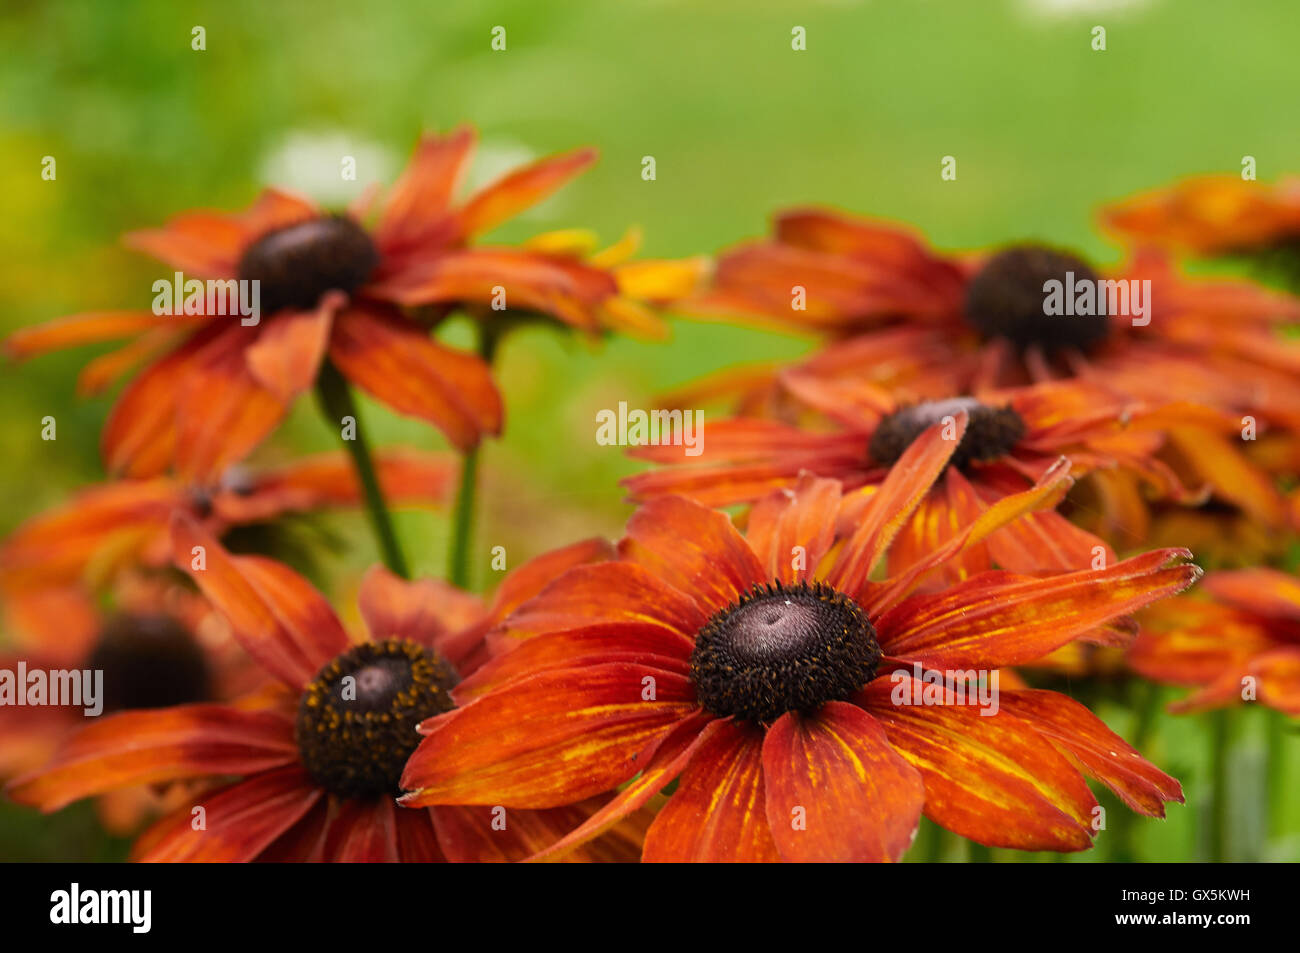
[2,132,1298,862]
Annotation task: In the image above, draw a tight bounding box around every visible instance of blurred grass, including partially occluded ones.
[1,0,1298,860]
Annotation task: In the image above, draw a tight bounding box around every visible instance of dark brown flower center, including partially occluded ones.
[295,639,458,798]
[965,244,1108,353]
[869,397,1025,470]
[237,216,378,315]
[85,614,211,712]
[691,581,880,724]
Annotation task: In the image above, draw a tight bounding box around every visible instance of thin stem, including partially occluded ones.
[315,360,409,578]
[1209,709,1230,862]
[448,321,501,589]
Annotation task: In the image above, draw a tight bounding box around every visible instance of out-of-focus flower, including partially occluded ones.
[0,449,455,644]
[0,572,260,832]
[6,519,648,861]
[4,127,658,480]
[679,209,1300,438]
[1102,175,1300,259]
[627,377,1273,571]
[402,416,1197,861]
[1129,568,1300,716]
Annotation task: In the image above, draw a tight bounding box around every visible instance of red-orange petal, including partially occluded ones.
[829,413,966,593]
[877,549,1201,669]
[358,565,487,663]
[641,718,781,862]
[762,702,924,862]
[329,304,502,450]
[7,704,298,812]
[373,126,476,254]
[171,513,348,687]
[431,797,651,863]
[455,147,598,239]
[399,662,697,808]
[859,676,1097,850]
[133,766,322,862]
[494,561,708,643]
[618,496,765,615]
[999,689,1183,816]
[244,301,336,403]
[746,474,844,583]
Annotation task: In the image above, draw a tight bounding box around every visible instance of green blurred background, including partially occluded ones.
[2,0,1298,861]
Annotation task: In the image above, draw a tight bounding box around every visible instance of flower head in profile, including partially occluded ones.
[402,416,1198,862]
[626,377,1265,572]
[680,209,1300,440]
[4,127,656,480]
[6,518,647,862]
[1129,568,1300,716]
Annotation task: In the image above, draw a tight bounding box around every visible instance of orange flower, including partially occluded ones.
[1129,569,1300,716]
[4,127,640,480]
[0,448,455,646]
[5,518,648,861]
[401,416,1197,861]
[1102,174,1300,257]
[683,209,1300,437]
[626,377,1268,571]
[0,572,260,832]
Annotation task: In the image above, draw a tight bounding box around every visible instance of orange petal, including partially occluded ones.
[373,126,476,254]
[399,662,697,808]
[485,537,616,624]
[171,513,348,687]
[456,147,597,238]
[1202,568,1300,622]
[524,711,718,862]
[829,413,967,593]
[6,703,298,812]
[100,327,223,478]
[618,496,765,615]
[133,766,322,862]
[171,323,292,481]
[123,188,319,276]
[244,302,335,404]
[999,689,1183,816]
[373,247,616,331]
[495,561,708,643]
[859,676,1097,850]
[877,549,1202,669]
[211,448,456,523]
[641,718,781,862]
[762,702,924,862]
[5,311,202,361]
[431,796,651,863]
[746,474,844,583]
[358,565,487,665]
[329,304,502,450]
[455,622,693,702]
[322,797,401,862]
[0,479,180,591]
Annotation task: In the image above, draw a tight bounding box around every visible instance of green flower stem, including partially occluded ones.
[1209,709,1230,862]
[448,321,502,590]
[1110,680,1162,862]
[315,360,409,578]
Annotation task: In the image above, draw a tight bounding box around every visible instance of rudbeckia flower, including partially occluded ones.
[0,572,259,832]
[683,209,1300,437]
[626,377,1256,571]
[5,518,647,861]
[4,127,641,480]
[1102,174,1300,259]
[1129,569,1300,716]
[401,416,1198,862]
[0,448,455,640]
